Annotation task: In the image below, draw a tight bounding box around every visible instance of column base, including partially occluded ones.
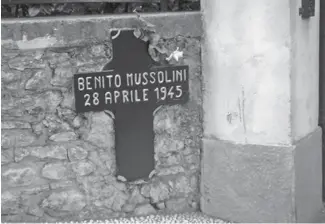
[200,127,323,223]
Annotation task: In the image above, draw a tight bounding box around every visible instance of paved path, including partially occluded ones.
[83,212,232,224]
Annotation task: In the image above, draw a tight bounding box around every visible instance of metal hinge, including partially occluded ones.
[299,0,315,19]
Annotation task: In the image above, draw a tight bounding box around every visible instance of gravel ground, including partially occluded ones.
[80,212,233,224]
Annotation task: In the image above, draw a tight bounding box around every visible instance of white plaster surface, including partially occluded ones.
[202,0,320,145]
[290,0,320,142]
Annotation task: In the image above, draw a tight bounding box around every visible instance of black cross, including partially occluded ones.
[74,30,189,181]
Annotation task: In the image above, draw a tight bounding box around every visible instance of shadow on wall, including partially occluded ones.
[319,0,325,202]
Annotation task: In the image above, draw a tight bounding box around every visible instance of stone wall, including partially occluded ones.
[1,13,202,222]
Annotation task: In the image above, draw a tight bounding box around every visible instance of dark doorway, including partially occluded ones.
[319,0,325,201]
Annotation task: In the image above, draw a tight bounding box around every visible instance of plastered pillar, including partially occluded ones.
[201,0,322,222]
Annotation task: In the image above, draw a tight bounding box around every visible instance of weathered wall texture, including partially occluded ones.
[1,13,202,223]
[202,0,320,145]
[202,0,292,146]
[290,0,320,141]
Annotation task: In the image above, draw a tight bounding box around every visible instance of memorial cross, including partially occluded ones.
[74,30,189,181]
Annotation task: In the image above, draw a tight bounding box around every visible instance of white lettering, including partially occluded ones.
[143,89,149,101]
[135,90,141,102]
[130,89,133,102]
[183,69,187,81]
[135,73,141,85]
[149,72,156,84]
[106,75,113,88]
[165,70,171,83]
[176,85,182,98]
[102,76,105,88]
[122,90,129,103]
[93,92,99,105]
[84,94,91,106]
[142,72,149,85]
[115,74,121,88]
[78,77,85,91]
[176,70,182,82]
[94,76,101,89]
[114,91,121,103]
[158,71,164,83]
[105,92,112,104]
[86,77,92,90]
[126,73,133,86]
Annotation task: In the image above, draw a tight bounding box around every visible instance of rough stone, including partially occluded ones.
[27,206,44,217]
[122,203,137,213]
[165,198,190,212]
[15,144,68,162]
[2,214,40,223]
[182,146,196,156]
[22,50,44,60]
[22,184,50,194]
[42,162,68,180]
[72,160,96,176]
[1,67,34,92]
[50,180,74,190]
[72,116,83,128]
[156,202,166,210]
[88,149,115,175]
[1,93,30,111]
[21,194,44,216]
[155,135,185,155]
[117,175,127,182]
[2,149,14,165]
[43,114,73,133]
[157,166,185,176]
[1,49,20,60]
[49,131,78,142]
[68,146,88,161]
[60,89,75,110]
[172,176,193,196]
[191,201,199,209]
[2,120,31,129]
[2,164,38,187]
[158,153,182,167]
[134,204,157,216]
[81,112,114,149]
[57,107,76,122]
[189,175,199,191]
[148,182,171,203]
[25,68,52,90]
[154,105,183,135]
[31,122,45,135]
[45,51,71,67]
[140,184,151,198]
[7,91,62,117]
[8,54,46,71]
[90,45,106,57]
[1,191,20,214]
[2,65,22,83]
[51,66,77,87]
[1,129,37,149]
[39,90,63,112]
[184,153,200,165]
[129,187,147,205]
[76,58,108,73]
[102,187,128,212]
[41,190,86,212]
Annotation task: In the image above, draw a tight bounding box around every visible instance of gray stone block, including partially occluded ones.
[201,127,323,223]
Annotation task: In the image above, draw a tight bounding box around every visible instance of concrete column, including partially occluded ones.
[201,0,322,222]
